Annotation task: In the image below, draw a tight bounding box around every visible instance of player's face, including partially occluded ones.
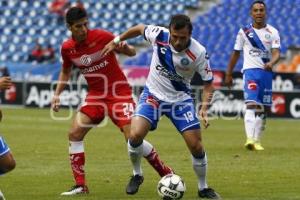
[69,18,88,42]
[251,3,266,25]
[169,26,191,52]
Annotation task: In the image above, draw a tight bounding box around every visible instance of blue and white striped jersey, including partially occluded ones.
[143,25,213,103]
[234,24,280,71]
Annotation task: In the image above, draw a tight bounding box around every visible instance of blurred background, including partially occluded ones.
[0,0,299,119]
[0,1,300,199]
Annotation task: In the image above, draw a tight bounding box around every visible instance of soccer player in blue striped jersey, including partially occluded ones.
[225,1,281,151]
[101,14,221,199]
[0,76,16,200]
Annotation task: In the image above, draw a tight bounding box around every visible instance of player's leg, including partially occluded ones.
[0,136,16,175]
[61,105,104,195]
[243,69,261,150]
[109,86,173,177]
[122,124,173,177]
[169,100,220,199]
[0,189,6,200]
[244,103,257,150]
[125,115,151,194]
[0,136,16,200]
[250,104,265,150]
[182,129,220,199]
[124,88,162,195]
[253,70,273,150]
[0,152,15,175]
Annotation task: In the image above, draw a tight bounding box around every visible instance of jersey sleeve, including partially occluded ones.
[233,28,244,51]
[272,29,281,49]
[61,46,72,69]
[143,25,164,44]
[195,51,213,82]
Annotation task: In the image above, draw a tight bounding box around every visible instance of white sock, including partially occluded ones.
[254,114,265,142]
[142,140,153,157]
[244,109,256,139]
[128,141,143,176]
[69,141,84,154]
[192,154,208,190]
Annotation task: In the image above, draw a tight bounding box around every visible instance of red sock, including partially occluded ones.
[145,148,174,177]
[70,152,85,186]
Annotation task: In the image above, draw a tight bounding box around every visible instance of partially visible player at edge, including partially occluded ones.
[225,0,280,151]
[101,14,221,199]
[0,76,16,200]
[51,7,173,196]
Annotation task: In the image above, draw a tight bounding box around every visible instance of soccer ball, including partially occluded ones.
[157,174,186,200]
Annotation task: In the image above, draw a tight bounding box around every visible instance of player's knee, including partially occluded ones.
[0,157,16,174]
[129,121,149,145]
[246,103,256,110]
[68,130,84,141]
[129,134,143,145]
[7,158,16,172]
[190,142,204,155]
[129,130,144,145]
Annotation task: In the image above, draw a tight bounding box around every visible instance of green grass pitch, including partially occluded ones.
[0,108,299,200]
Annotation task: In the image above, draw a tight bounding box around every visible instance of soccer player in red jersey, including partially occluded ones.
[51,7,173,196]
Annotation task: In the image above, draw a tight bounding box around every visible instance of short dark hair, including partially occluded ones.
[169,14,193,34]
[251,0,267,9]
[65,7,87,25]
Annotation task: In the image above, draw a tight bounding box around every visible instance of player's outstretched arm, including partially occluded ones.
[100,24,146,57]
[199,82,214,129]
[114,41,136,57]
[51,67,72,112]
[225,50,240,89]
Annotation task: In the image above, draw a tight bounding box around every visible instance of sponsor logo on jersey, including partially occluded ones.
[249,49,269,58]
[80,54,92,66]
[81,60,109,74]
[155,65,184,82]
[247,81,257,90]
[180,58,189,66]
[271,94,285,115]
[265,34,271,39]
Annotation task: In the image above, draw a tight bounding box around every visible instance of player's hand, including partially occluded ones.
[264,62,273,71]
[199,109,210,129]
[116,41,128,49]
[0,76,12,90]
[51,95,60,112]
[100,40,117,58]
[224,73,233,89]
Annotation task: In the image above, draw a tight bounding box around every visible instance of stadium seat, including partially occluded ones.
[0,0,298,76]
[124,0,299,71]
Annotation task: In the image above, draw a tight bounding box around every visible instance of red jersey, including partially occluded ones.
[61,29,130,94]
